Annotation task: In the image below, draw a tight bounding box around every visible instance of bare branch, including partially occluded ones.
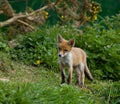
[17,19,34,30]
[0,15,25,27]
[0,10,3,14]
[28,2,55,16]
[0,2,55,28]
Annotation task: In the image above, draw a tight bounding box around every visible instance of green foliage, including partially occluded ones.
[0,80,119,104]
[0,41,7,51]
[78,28,120,80]
[78,14,120,80]
[10,27,59,69]
[95,0,120,17]
[0,33,9,52]
[89,81,120,104]
[0,32,12,72]
[0,52,13,72]
[10,14,120,80]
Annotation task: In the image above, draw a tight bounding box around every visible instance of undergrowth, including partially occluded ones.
[10,14,120,80]
[0,73,120,104]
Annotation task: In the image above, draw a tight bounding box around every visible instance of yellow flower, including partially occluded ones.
[93,10,97,14]
[86,16,90,21]
[94,15,97,20]
[96,6,99,9]
[36,60,41,65]
[45,12,48,16]
[61,15,64,19]
[45,15,48,19]
[92,15,97,21]
[89,3,92,7]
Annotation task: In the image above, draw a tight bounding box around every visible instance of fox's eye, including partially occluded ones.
[58,47,61,50]
[64,49,68,52]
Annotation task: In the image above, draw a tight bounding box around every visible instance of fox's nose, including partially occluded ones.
[59,54,61,57]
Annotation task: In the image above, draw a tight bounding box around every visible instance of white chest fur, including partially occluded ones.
[59,52,72,67]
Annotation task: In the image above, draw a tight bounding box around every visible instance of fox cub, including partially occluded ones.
[58,35,93,87]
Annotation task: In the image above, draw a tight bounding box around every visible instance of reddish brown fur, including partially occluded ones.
[58,35,93,87]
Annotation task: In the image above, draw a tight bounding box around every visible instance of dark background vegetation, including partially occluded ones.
[9,0,120,16]
[0,0,120,22]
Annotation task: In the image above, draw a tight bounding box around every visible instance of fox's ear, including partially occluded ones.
[68,39,75,47]
[58,34,63,43]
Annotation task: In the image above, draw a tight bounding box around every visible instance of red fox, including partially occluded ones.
[58,35,93,87]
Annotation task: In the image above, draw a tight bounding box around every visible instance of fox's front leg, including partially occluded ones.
[59,64,66,84]
[67,66,73,84]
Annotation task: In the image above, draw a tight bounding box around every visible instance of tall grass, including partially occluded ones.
[0,80,119,104]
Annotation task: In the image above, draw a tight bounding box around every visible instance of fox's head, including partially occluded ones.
[57,35,75,57]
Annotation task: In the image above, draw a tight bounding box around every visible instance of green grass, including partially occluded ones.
[0,52,120,104]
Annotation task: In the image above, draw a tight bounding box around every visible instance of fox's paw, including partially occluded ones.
[75,82,79,87]
[79,84,86,89]
[61,81,65,84]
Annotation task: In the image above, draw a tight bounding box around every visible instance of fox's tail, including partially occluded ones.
[84,63,93,81]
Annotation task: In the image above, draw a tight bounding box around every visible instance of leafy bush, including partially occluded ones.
[0,32,9,52]
[76,29,120,80]
[78,14,120,80]
[10,27,58,69]
[11,14,120,80]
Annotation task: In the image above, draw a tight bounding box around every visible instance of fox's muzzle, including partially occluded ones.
[59,53,64,57]
[58,53,68,57]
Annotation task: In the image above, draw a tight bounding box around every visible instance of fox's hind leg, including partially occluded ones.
[74,66,81,86]
[79,63,85,87]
